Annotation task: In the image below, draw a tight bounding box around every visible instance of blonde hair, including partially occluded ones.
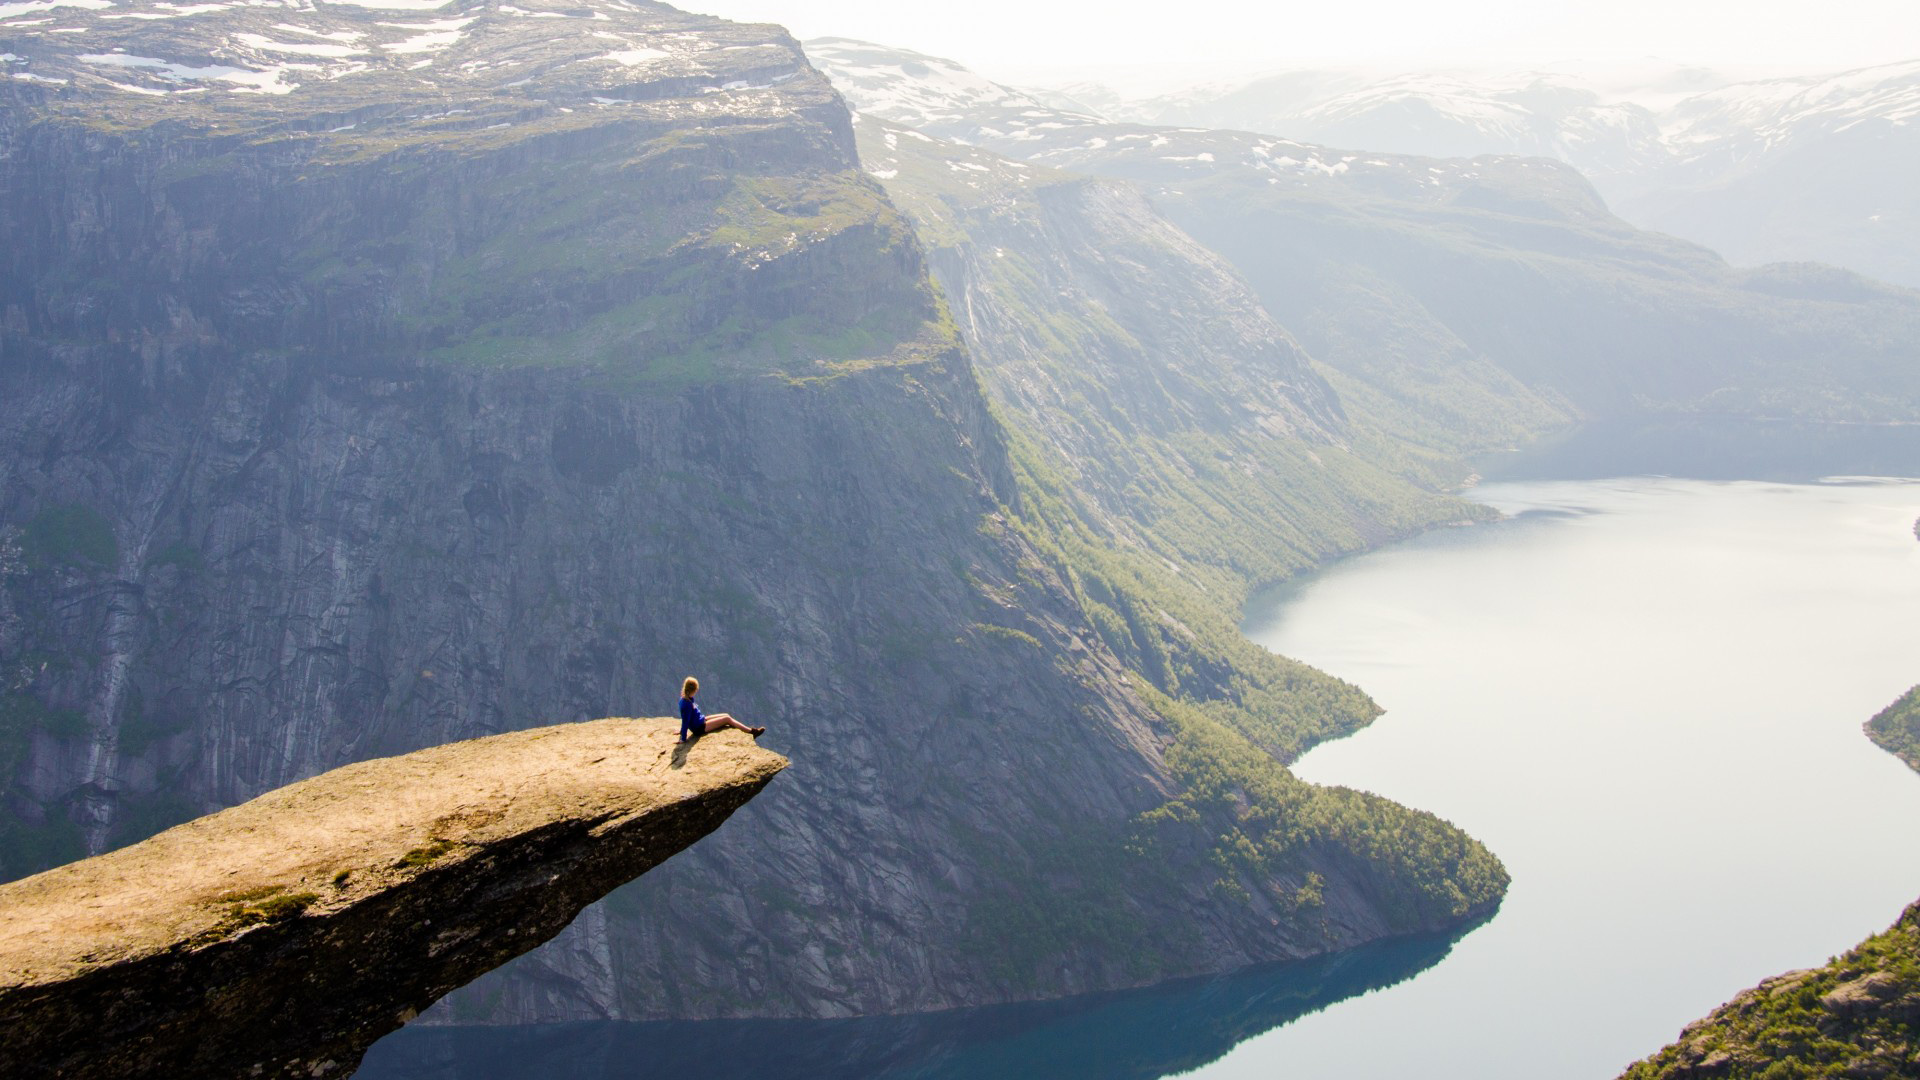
[682,676,699,698]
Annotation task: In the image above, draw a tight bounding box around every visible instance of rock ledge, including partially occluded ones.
[0,719,785,1079]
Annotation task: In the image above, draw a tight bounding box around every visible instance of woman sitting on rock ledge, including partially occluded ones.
[679,677,764,742]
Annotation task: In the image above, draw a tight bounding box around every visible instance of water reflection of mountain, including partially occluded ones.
[358,923,1481,1080]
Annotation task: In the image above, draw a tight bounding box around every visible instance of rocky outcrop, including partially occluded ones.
[0,719,784,1079]
[1618,900,1920,1080]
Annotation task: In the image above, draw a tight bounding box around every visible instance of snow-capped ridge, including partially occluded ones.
[0,0,828,114]
[805,38,1614,226]
[803,36,1102,130]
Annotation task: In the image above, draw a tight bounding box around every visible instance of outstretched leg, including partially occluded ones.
[702,713,766,738]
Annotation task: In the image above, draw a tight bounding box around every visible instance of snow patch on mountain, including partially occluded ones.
[0,0,111,18]
[805,36,1097,130]
[1662,59,1920,150]
[813,39,1920,285]
[79,48,300,92]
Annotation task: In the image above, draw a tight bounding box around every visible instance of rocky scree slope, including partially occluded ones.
[0,0,1503,1022]
[0,719,784,1080]
[810,41,1920,450]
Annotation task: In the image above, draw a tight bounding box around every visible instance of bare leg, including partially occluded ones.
[702,713,765,737]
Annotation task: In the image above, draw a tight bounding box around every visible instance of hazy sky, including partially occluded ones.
[693,0,1920,85]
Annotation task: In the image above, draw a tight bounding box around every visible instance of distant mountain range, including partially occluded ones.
[814,41,1920,288]
[805,37,1920,443]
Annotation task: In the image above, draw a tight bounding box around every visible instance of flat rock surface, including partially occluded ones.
[0,719,785,1078]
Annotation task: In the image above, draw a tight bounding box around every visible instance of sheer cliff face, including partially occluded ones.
[0,0,936,848]
[0,0,1502,1021]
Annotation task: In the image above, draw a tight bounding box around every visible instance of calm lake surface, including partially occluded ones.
[1223,475,1920,1080]
[364,473,1920,1080]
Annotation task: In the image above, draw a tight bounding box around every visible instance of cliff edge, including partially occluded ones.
[0,719,785,1080]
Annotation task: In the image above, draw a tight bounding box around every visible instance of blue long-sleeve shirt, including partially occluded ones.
[679,696,705,740]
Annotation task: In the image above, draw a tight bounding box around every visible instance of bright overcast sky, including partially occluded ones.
[692,0,1920,84]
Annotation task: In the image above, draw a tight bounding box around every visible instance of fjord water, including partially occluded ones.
[1217,475,1920,1079]
[364,472,1920,1080]
[360,927,1479,1080]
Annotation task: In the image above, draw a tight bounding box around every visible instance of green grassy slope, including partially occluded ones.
[845,118,1509,975]
[858,119,1493,759]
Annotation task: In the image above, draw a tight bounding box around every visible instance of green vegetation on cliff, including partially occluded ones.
[948,654,1508,992]
[941,418,1506,988]
[1136,682,1508,925]
[1000,431,1388,759]
[1619,901,1920,1080]
[845,115,1510,985]
[861,118,1492,600]
[410,164,942,387]
[1865,684,1920,774]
